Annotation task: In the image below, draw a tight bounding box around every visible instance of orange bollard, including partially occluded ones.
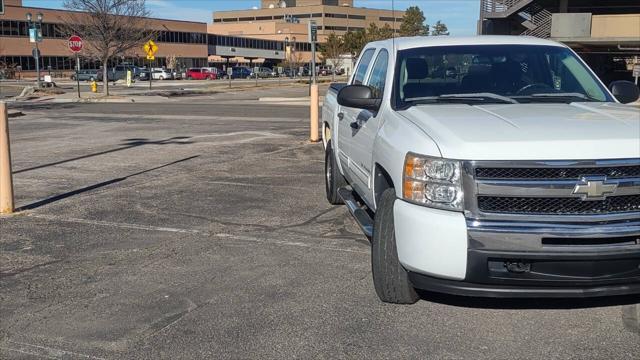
[0,102,14,214]
[310,84,320,142]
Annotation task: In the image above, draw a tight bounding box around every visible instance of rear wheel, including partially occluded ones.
[371,188,419,304]
[324,140,347,205]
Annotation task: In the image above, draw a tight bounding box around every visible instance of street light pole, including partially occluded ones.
[284,36,290,78]
[292,37,297,79]
[26,12,43,88]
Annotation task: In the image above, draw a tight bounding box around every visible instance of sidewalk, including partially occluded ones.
[4,80,315,104]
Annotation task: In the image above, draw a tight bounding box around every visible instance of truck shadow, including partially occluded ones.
[417,290,639,310]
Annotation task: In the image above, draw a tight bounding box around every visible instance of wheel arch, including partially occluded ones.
[322,121,331,149]
[373,163,394,210]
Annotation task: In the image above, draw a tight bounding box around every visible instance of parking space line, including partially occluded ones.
[214,233,369,254]
[27,213,209,236]
[24,214,368,254]
[30,112,303,122]
[3,340,106,360]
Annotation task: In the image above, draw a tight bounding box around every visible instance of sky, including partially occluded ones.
[23,0,480,36]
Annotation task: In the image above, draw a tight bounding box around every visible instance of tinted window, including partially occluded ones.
[352,48,375,85]
[366,50,389,98]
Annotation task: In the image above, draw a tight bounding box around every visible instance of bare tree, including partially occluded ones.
[166,54,178,70]
[61,0,154,95]
[320,32,345,81]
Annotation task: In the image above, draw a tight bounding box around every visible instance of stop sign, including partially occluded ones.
[68,35,83,53]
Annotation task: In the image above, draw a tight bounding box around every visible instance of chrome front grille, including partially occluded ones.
[475,165,640,180]
[463,159,640,222]
[477,194,640,215]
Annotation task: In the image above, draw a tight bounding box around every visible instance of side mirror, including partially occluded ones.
[609,80,640,104]
[337,85,381,111]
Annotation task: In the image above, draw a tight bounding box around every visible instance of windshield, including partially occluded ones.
[394,45,614,107]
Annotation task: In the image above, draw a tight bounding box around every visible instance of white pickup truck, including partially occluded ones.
[322,36,640,304]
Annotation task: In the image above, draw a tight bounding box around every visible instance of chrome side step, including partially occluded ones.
[338,188,374,238]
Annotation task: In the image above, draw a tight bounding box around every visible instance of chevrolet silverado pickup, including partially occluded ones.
[322,36,640,304]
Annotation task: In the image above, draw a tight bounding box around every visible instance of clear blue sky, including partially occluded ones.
[23,0,480,35]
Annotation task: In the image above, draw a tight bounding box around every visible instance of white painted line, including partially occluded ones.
[27,213,209,236]
[214,233,369,254]
[202,180,309,190]
[5,340,107,360]
[25,214,368,254]
[30,112,303,122]
[0,346,57,359]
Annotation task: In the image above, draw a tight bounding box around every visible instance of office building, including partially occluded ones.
[479,0,640,84]
[212,0,405,42]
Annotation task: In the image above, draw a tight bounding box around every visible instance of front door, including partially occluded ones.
[347,49,390,206]
[337,48,376,189]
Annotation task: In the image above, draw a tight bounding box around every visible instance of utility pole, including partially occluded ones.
[26,12,43,88]
[309,21,319,143]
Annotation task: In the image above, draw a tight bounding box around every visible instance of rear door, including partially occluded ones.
[337,47,376,189]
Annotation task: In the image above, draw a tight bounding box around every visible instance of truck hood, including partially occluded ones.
[400,102,640,160]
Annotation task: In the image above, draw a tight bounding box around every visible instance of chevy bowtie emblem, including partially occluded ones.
[572,177,618,201]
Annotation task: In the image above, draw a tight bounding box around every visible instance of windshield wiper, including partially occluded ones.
[513,92,600,103]
[406,93,519,105]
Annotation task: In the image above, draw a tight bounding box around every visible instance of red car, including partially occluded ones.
[186,68,217,80]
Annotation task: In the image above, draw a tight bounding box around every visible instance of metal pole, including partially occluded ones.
[149,59,152,90]
[635,56,639,85]
[76,54,81,98]
[311,41,317,85]
[35,41,41,88]
[0,102,15,214]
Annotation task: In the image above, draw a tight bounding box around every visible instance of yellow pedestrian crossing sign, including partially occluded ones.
[143,40,158,57]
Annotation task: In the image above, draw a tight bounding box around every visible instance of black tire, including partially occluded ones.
[325,140,347,205]
[371,188,419,304]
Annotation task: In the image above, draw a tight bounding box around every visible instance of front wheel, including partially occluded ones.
[324,140,347,205]
[371,188,419,304]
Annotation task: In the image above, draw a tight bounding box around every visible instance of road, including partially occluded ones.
[1,89,639,359]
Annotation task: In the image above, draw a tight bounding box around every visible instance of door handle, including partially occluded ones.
[338,112,344,121]
[350,121,359,129]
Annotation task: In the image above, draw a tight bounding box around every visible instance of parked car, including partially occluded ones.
[151,69,173,80]
[137,68,150,81]
[171,69,186,80]
[70,69,99,82]
[201,67,221,78]
[322,36,640,304]
[221,66,253,79]
[97,64,142,82]
[318,66,333,76]
[298,67,311,77]
[282,67,297,78]
[185,68,217,80]
[256,67,274,78]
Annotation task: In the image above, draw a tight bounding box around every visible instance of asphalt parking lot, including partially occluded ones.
[1,88,639,359]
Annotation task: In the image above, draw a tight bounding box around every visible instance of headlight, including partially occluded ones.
[402,153,464,211]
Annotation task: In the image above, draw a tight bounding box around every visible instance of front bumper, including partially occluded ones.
[393,200,640,298]
[409,248,640,298]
